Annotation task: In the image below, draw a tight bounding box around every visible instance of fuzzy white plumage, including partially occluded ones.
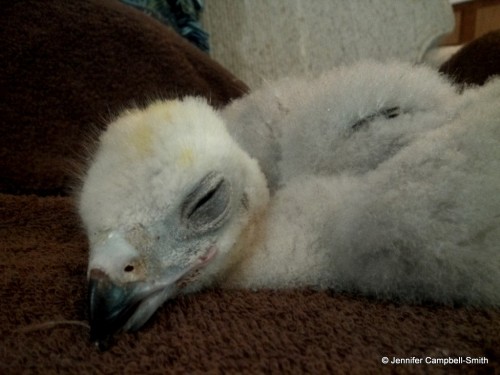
[79,61,500,346]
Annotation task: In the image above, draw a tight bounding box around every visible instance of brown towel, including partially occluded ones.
[2,194,499,373]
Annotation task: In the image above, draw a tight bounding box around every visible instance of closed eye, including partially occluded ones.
[182,172,231,232]
[187,180,223,219]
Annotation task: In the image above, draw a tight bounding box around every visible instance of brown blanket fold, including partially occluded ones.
[440,30,500,88]
[0,0,247,195]
[1,1,499,373]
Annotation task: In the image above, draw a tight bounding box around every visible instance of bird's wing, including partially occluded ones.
[223,61,460,186]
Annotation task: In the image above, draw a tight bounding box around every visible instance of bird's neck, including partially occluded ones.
[217,205,270,288]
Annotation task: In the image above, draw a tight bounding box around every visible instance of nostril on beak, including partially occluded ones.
[124,264,134,273]
[121,259,145,280]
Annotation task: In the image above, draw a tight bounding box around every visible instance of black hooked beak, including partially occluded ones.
[88,269,143,350]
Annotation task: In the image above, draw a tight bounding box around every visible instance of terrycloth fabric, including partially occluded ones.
[0,0,499,373]
[1,194,499,373]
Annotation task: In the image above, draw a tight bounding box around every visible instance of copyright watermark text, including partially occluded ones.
[381,356,488,366]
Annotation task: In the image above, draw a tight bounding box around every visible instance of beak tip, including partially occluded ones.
[91,333,114,351]
[87,270,143,348]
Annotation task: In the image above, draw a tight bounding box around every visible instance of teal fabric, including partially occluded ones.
[121,0,209,52]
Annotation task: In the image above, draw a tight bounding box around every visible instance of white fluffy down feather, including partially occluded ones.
[79,61,500,345]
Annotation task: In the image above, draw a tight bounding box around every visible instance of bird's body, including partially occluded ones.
[79,61,500,345]
[221,62,500,304]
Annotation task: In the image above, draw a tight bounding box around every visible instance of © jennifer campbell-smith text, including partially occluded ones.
[382,356,488,365]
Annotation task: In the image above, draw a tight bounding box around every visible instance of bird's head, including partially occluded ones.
[78,97,269,348]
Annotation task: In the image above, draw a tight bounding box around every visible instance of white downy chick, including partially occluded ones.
[79,61,500,348]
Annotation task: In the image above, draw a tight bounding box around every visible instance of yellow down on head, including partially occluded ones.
[122,100,181,158]
[129,123,153,157]
[178,147,195,168]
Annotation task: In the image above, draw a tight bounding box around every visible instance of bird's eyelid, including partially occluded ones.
[180,171,231,231]
[182,171,224,209]
[187,179,225,219]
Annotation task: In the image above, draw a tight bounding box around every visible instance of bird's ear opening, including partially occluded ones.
[182,172,231,232]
